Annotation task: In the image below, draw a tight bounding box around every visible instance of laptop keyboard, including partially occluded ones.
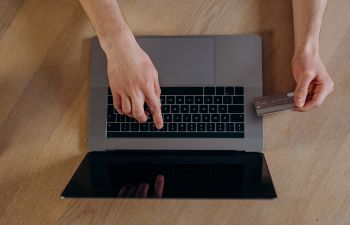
[106,86,245,138]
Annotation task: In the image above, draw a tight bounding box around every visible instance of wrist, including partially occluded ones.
[294,35,320,57]
[98,21,137,56]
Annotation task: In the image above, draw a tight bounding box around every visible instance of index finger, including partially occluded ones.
[154,175,164,198]
[145,88,163,129]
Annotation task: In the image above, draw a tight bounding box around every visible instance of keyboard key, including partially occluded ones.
[216,123,225,131]
[202,114,210,122]
[207,123,215,131]
[150,123,158,131]
[197,123,205,131]
[166,96,175,104]
[190,105,199,113]
[192,114,201,122]
[230,114,244,122]
[209,105,217,113]
[171,105,180,113]
[232,96,244,104]
[144,104,150,113]
[214,96,222,104]
[131,123,139,131]
[221,114,229,122]
[225,87,235,95]
[108,88,112,95]
[116,114,125,122]
[223,96,231,104]
[108,105,115,115]
[180,105,189,113]
[108,96,113,104]
[125,116,133,122]
[211,114,220,122]
[164,114,172,122]
[107,113,116,122]
[160,96,165,104]
[121,123,129,131]
[235,123,244,131]
[226,123,235,131]
[173,114,182,122]
[107,123,120,131]
[183,114,191,122]
[228,105,244,113]
[168,123,177,131]
[178,123,186,131]
[218,105,227,113]
[235,87,244,95]
[204,87,215,95]
[176,96,184,104]
[161,105,170,113]
[204,96,213,104]
[185,96,194,104]
[147,114,153,123]
[199,105,208,113]
[216,87,225,95]
[140,123,149,131]
[188,123,196,131]
[158,123,167,132]
[195,96,203,104]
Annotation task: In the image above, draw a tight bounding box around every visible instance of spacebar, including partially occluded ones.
[107,132,244,138]
[160,87,203,95]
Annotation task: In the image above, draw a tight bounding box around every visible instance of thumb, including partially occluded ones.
[294,76,313,108]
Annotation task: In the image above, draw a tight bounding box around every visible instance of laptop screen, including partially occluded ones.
[61,150,276,199]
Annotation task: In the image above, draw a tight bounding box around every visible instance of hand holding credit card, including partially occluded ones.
[253,92,296,116]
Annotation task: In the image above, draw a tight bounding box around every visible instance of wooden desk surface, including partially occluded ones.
[1,0,350,224]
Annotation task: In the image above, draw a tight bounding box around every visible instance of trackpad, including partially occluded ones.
[137,37,215,86]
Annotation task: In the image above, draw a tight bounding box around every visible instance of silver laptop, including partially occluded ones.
[61,35,276,199]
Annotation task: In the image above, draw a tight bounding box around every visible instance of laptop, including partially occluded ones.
[61,35,276,199]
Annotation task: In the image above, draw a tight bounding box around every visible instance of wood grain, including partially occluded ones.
[0,0,349,224]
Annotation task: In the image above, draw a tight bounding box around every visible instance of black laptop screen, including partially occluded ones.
[61,150,276,199]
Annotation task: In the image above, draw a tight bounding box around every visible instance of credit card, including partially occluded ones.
[253,92,295,116]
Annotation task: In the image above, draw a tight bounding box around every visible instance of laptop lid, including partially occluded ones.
[61,150,276,199]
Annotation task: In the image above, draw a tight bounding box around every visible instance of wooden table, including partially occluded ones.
[1,0,349,224]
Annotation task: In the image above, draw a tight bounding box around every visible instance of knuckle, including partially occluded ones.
[133,110,144,119]
[301,70,314,77]
[152,68,159,78]
[140,78,151,88]
[125,80,134,90]
[122,106,131,114]
[296,92,307,99]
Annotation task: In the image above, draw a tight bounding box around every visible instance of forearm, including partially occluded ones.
[78,0,135,53]
[292,0,327,56]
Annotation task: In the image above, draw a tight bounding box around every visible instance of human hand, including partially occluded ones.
[102,29,163,129]
[117,175,165,198]
[292,53,334,112]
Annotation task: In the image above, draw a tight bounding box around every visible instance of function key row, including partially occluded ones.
[108,104,243,116]
[108,86,244,96]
